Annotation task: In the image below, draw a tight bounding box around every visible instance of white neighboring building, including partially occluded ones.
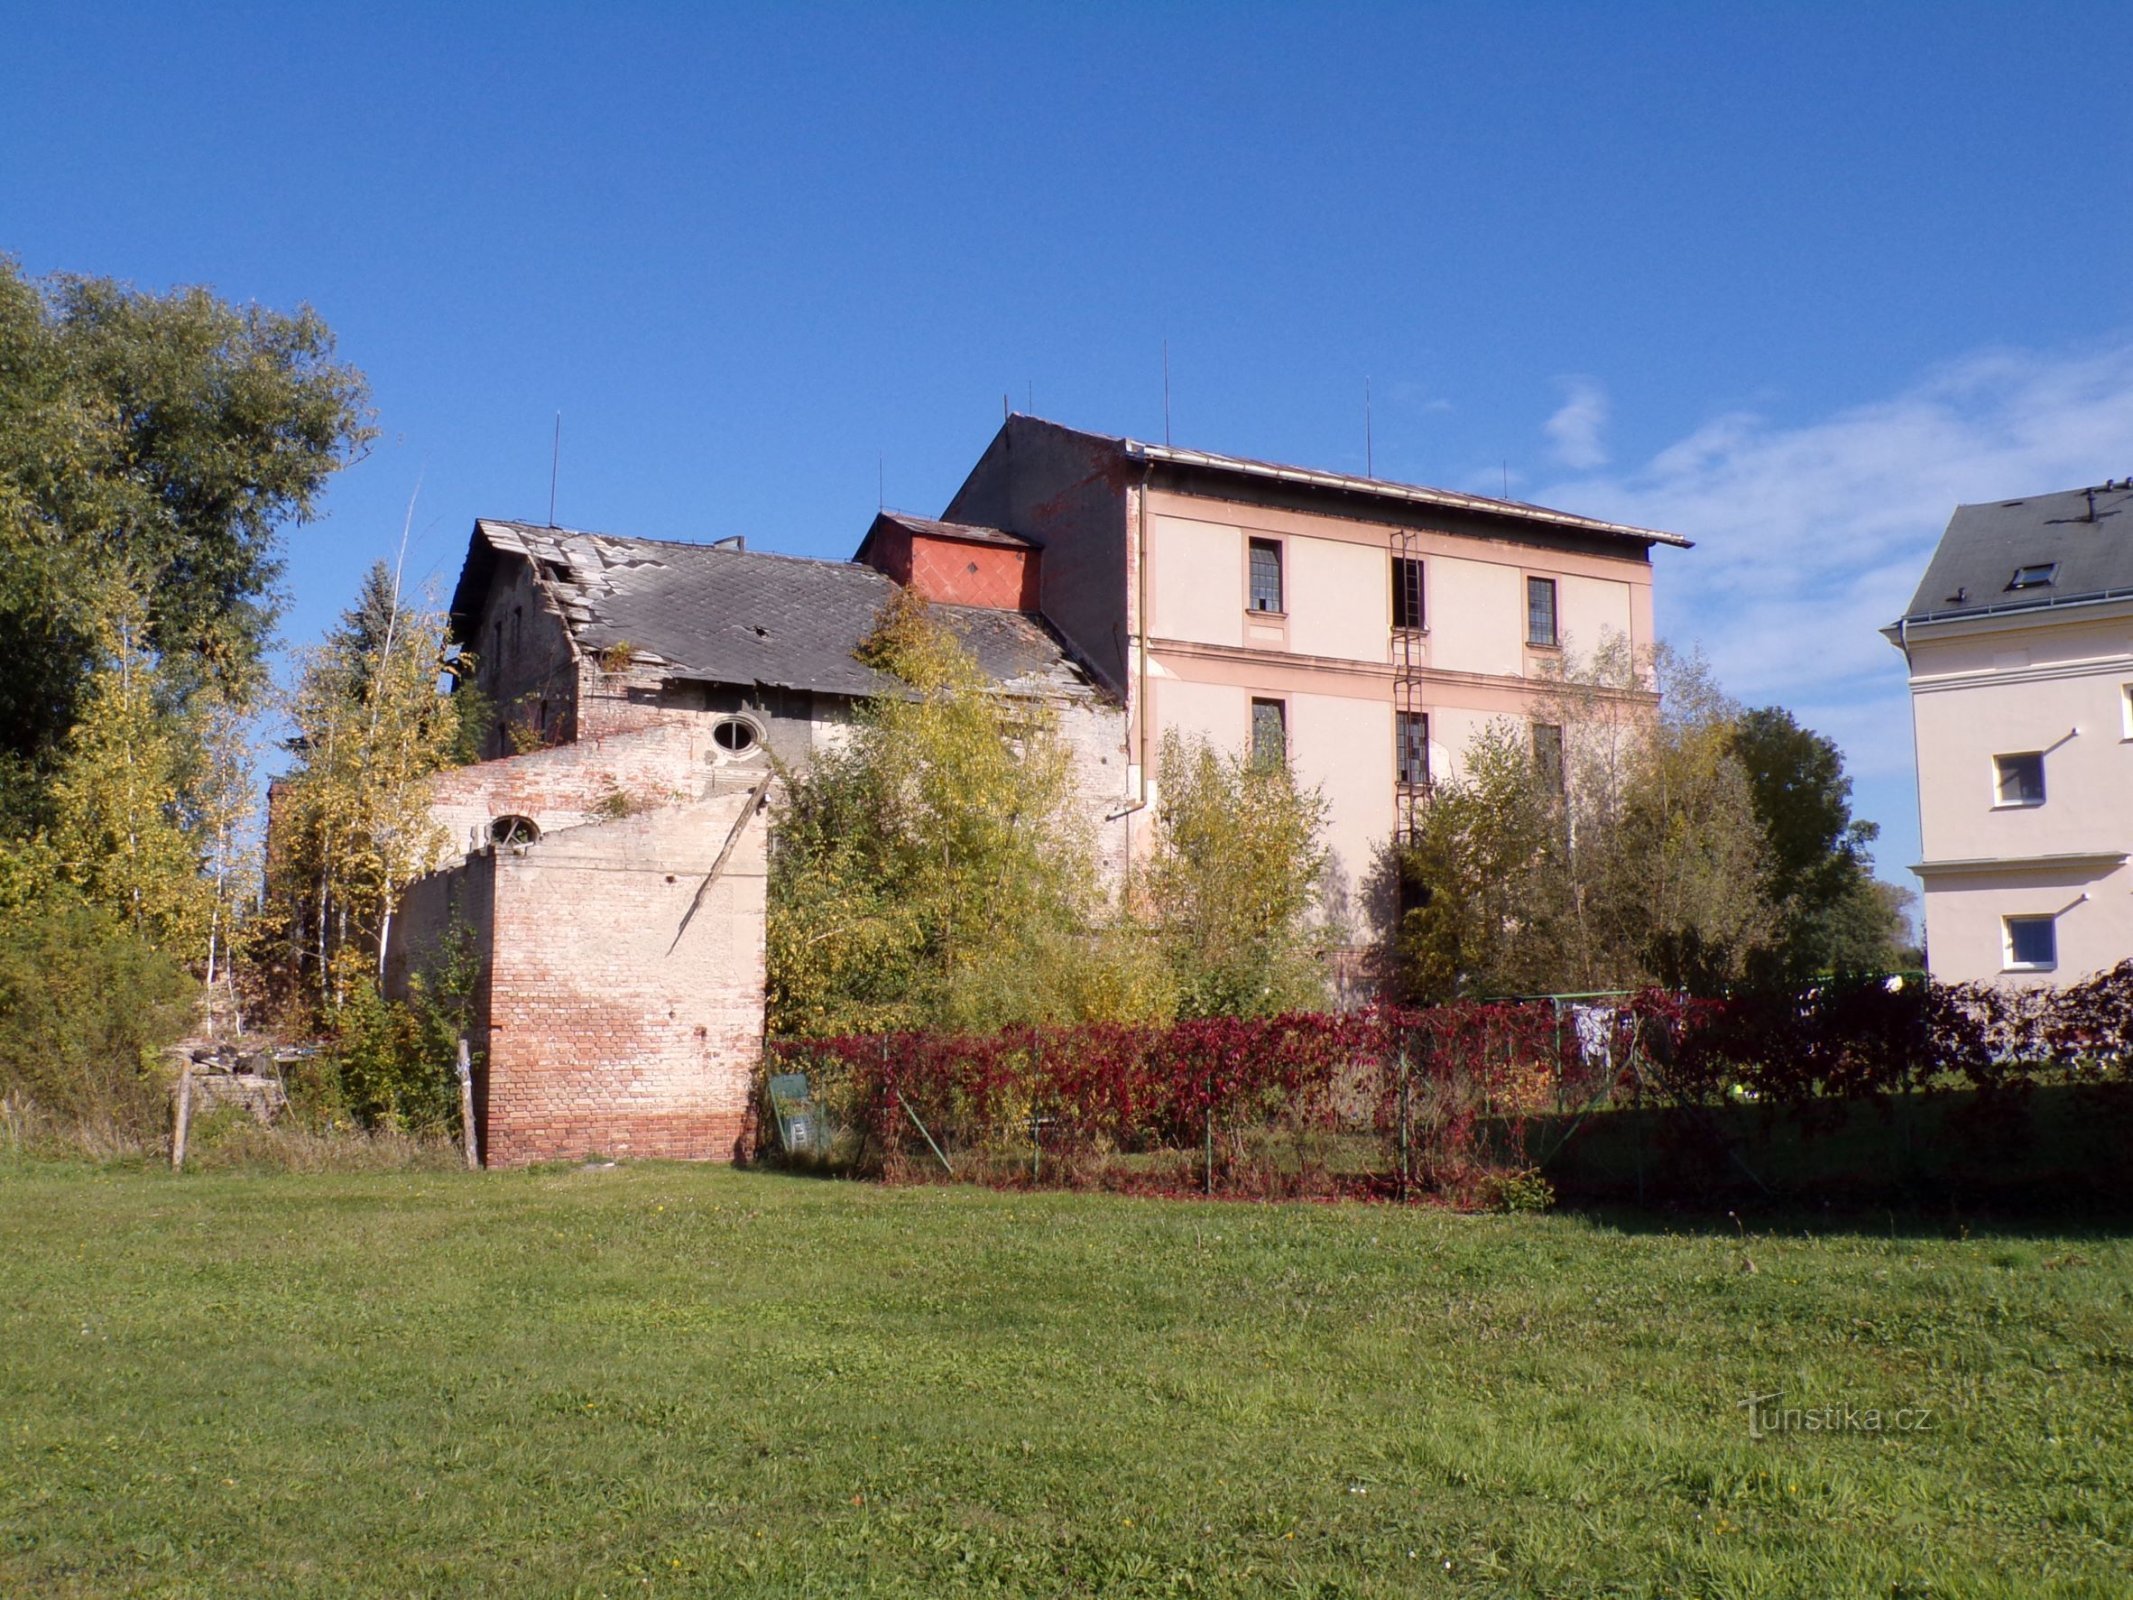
[1885,479,2133,985]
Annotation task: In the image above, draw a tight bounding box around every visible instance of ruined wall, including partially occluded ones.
[467,554,582,756]
[425,722,720,860]
[481,786,768,1166]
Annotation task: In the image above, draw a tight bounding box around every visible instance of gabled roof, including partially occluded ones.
[450,519,1099,700]
[995,414,1693,549]
[1894,480,2133,627]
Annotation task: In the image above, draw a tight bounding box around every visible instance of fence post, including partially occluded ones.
[171,1061,193,1172]
[1204,1077,1214,1197]
[1396,1045,1411,1203]
[457,1038,479,1170]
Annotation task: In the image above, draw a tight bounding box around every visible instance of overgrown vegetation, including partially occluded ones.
[0,259,370,1144]
[1394,641,1909,1000]
[1,1163,2125,1597]
[768,595,1333,1037]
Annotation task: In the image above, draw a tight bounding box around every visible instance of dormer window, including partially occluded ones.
[2008,562,2058,590]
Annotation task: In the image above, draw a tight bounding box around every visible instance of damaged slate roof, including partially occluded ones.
[450,519,1100,700]
[1895,480,2133,626]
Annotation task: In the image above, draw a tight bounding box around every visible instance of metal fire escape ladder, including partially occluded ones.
[1391,529,1428,846]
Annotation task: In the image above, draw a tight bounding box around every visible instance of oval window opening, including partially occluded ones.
[490,814,540,847]
[712,717,760,754]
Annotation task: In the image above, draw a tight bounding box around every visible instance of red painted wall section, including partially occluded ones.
[904,533,1040,610]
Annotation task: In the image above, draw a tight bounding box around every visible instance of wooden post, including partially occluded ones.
[171,1062,193,1171]
[457,1038,479,1170]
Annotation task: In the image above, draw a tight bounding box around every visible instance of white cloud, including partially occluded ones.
[1536,339,2133,879]
[1543,376,1611,469]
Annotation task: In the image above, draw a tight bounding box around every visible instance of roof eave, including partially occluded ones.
[1120,438,1693,548]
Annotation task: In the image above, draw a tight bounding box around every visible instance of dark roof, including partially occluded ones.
[870,511,1032,549]
[997,415,1693,549]
[1896,480,2133,626]
[451,519,1099,700]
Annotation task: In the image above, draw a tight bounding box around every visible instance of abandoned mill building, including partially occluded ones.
[389,414,1685,1167]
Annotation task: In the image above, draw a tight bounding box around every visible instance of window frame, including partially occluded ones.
[1525,575,1560,649]
[2003,914,2057,972]
[2008,562,2059,590]
[1392,556,1426,632]
[1993,751,2046,808]
[1396,709,1430,790]
[1247,537,1285,615]
[1249,696,1288,768]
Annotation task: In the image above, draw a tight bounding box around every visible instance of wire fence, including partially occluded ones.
[761,963,2133,1208]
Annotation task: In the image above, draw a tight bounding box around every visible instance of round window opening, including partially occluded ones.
[489,814,540,847]
[712,717,761,755]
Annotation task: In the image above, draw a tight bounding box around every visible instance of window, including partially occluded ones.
[1397,710,1430,789]
[711,716,761,755]
[1248,538,1284,613]
[1392,557,1426,631]
[1250,697,1287,767]
[1532,722,1565,791]
[489,814,540,847]
[2008,562,2058,590]
[2121,683,2133,740]
[2004,915,2057,971]
[1526,576,1559,647]
[1994,752,2045,807]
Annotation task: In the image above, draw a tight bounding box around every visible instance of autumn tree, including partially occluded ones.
[45,582,213,957]
[1395,641,1777,998]
[1136,728,1333,1017]
[268,561,469,1008]
[767,593,1161,1037]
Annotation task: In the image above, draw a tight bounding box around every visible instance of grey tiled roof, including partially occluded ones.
[872,512,1033,549]
[1898,481,2133,625]
[452,519,1098,700]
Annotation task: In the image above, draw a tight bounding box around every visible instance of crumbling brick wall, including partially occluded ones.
[390,781,769,1167]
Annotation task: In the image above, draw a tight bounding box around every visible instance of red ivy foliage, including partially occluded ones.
[766,962,2133,1201]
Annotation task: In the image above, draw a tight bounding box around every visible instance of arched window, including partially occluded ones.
[711,716,762,756]
[489,814,540,847]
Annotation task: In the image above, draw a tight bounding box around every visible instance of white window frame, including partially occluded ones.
[2002,914,2057,973]
[1992,751,2046,809]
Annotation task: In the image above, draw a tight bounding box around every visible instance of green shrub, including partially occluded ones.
[315,928,481,1136]
[0,895,196,1141]
[1479,1167,1557,1214]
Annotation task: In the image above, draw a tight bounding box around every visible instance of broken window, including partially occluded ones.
[1393,557,1425,631]
[489,814,540,847]
[1397,710,1430,789]
[1248,538,1284,613]
[1251,697,1287,767]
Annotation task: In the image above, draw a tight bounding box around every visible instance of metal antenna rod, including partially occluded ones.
[1365,377,1374,478]
[548,413,561,526]
[1162,339,1171,445]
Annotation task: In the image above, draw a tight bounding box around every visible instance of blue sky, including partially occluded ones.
[6,3,2132,887]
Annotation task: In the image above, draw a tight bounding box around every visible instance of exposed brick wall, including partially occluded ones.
[484,789,767,1166]
[425,722,730,857]
[392,786,769,1168]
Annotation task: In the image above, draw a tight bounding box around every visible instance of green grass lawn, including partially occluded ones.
[2,1162,2128,1598]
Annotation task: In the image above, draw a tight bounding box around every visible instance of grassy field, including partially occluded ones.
[2,1162,2129,1598]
